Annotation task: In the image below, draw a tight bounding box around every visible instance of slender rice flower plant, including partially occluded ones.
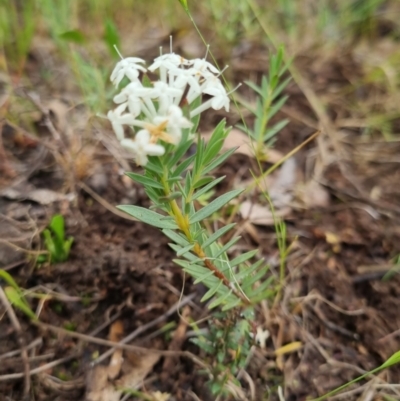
[106,45,273,396]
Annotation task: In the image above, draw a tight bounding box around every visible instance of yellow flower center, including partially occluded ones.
[145,120,175,144]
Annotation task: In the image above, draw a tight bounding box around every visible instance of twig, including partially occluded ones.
[161,305,191,379]
[79,181,138,221]
[92,293,196,364]
[0,338,42,360]
[0,286,30,397]
[0,353,79,381]
[31,294,201,362]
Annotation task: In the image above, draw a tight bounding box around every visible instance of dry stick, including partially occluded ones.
[79,181,138,221]
[0,354,79,381]
[0,286,30,397]
[0,338,42,360]
[161,305,191,379]
[2,314,208,382]
[0,312,121,381]
[32,320,207,368]
[24,294,205,370]
[92,293,197,365]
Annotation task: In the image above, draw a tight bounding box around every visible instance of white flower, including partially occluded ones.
[151,81,182,114]
[254,327,270,349]
[148,53,188,83]
[203,83,230,111]
[110,57,146,87]
[120,130,165,166]
[148,53,188,71]
[107,103,137,141]
[190,82,230,117]
[168,67,202,105]
[153,105,193,144]
[113,81,154,117]
[190,58,220,75]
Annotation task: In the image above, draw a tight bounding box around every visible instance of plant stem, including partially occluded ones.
[161,168,251,306]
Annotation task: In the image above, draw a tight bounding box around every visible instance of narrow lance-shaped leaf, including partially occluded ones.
[203,147,237,175]
[117,205,178,229]
[125,172,164,189]
[167,139,193,168]
[201,280,223,302]
[162,229,190,247]
[172,154,195,177]
[208,289,236,309]
[190,189,243,224]
[4,286,37,320]
[229,250,258,267]
[201,223,236,249]
[210,236,241,261]
[177,243,195,257]
[192,176,226,201]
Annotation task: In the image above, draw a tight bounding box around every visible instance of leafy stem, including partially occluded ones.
[160,158,251,306]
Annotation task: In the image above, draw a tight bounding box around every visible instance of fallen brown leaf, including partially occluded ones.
[240,201,291,226]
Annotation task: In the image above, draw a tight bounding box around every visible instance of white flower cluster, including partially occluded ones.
[107,51,231,165]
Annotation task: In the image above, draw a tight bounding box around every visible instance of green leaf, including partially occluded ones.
[49,214,65,244]
[191,337,214,354]
[162,229,190,247]
[381,351,400,368]
[167,139,193,168]
[248,276,275,299]
[117,205,178,229]
[190,189,243,224]
[0,270,22,291]
[245,80,264,97]
[267,95,288,120]
[125,172,164,189]
[189,95,202,132]
[4,286,37,320]
[184,171,192,198]
[272,76,291,101]
[170,245,197,262]
[208,290,235,309]
[144,159,164,175]
[177,243,195,257]
[193,270,218,284]
[145,186,163,205]
[201,223,236,249]
[193,138,205,179]
[203,147,237,175]
[203,120,229,165]
[178,0,189,12]
[172,154,195,177]
[211,236,241,262]
[229,250,258,267]
[63,237,74,257]
[192,176,225,201]
[158,191,181,202]
[263,119,289,142]
[59,29,86,44]
[104,19,120,58]
[193,175,215,189]
[201,280,223,302]
[235,259,264,281]
[242,268,267,291]
[42,229,56,259]
[221,297,242,311]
